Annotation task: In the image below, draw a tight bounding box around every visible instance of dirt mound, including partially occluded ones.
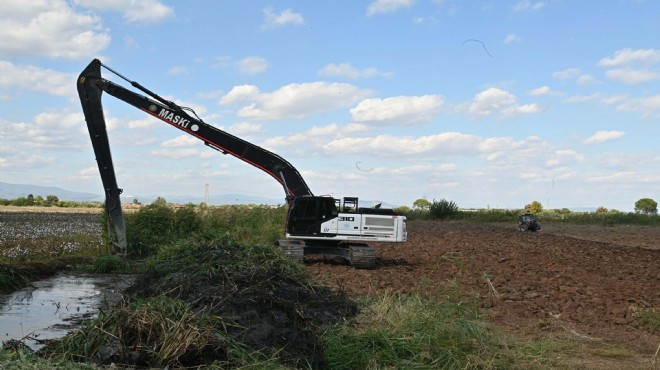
[307,221,660,358]
[120,244,357,368]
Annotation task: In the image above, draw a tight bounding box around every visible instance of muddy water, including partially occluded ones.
[0,273,134,350]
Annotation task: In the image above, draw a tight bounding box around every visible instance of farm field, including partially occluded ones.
[1,207,659,368]
[309,221,660,368]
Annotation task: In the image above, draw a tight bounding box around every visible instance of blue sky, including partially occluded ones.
[1,0,659,211]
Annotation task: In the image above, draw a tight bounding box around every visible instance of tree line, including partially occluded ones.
[0,194,102,208]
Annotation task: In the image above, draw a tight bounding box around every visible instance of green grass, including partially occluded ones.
[0,349,98,370]
[120,203,287,258]
[631,306,660,333]
[321,286,589,370]
[0,265,31,293]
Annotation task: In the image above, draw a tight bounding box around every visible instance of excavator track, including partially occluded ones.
[348,244,376,269]
[275,240,304,263]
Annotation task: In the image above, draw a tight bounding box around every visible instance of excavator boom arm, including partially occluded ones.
[77,59,313,253]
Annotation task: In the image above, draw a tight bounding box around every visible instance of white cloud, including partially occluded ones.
[501,103,544,118]
[583,131,625,145]
[235,56,270,75]
[615,95,660,118]
[318,63,393,79]
[262,8,304,29]
[598,48,660,67]
[467,87,544,118]
[0,110,87,149]
[529,86,550,96]
[319,134,552,178]
[127,116,158,129]
[0,1,110,58]
[0,153,57,171]
[584,171,646,184]
[552,68,596,85]
[78,166,99,179]
[564,93,660,119]
[552,68,580,80]
[367,0,414,15]
[150,148,201,160]
[229,123,264,135]
[599,95,628,105]
[219,85,262,105]
[576,74,597,86]
[323,132,482,156]
[598,49,660,85]
[563,93,603,104]
[545,149,584,167]
[168,66,190,76]
[262,123,371,156]
[0,61,75,97]
[162,135,198,148]
[200,55,270,75]
[604,68,659,84]
[73,0,173,23]
[220,82,372,120]
[350,95,443,125]
[469,88,515,116]
[504,34,521,44]
[511,0,545,12]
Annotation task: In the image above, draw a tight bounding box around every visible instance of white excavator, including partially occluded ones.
[77,59,407,268]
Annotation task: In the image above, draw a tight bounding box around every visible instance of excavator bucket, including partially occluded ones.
[78,59,127,255]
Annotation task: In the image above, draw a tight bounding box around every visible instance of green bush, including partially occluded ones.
[429,199,459,219]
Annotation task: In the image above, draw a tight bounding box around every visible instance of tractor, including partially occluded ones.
[518,213,541,232]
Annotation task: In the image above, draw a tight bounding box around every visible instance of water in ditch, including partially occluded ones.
[0,273,135,350]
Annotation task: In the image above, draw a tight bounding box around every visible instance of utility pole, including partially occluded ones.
[204,183,209,205]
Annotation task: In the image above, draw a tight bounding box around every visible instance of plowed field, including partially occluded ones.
[307,221,660,367]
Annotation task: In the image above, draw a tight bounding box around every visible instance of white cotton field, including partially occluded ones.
[0,211,105,260]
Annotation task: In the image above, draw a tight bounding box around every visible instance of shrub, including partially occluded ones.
[429,199,459,219]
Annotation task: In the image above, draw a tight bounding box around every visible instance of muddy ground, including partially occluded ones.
[307,221,660,367]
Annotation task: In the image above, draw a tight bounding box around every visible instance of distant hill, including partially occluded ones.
[0,181,396,208]
[0,181,100,202]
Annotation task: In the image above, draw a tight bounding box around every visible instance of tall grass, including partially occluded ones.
[322,285,565,369]
[122,203,286,257]
[324,288,495,369]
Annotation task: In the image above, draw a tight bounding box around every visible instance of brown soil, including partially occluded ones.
[307,221,660,367]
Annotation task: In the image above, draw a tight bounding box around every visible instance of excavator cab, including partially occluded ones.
[286,196,338,236]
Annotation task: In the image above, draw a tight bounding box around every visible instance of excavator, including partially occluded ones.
[77,59,407,268]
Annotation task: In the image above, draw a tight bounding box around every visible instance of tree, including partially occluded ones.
[395,205,411,214]
[524,201,543,214]
[413,198,430,210]
[596,206,608,214]
[634,198,658,215]
[45,195,59,206]
[34,195,45,206]
[152,197,168,207]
